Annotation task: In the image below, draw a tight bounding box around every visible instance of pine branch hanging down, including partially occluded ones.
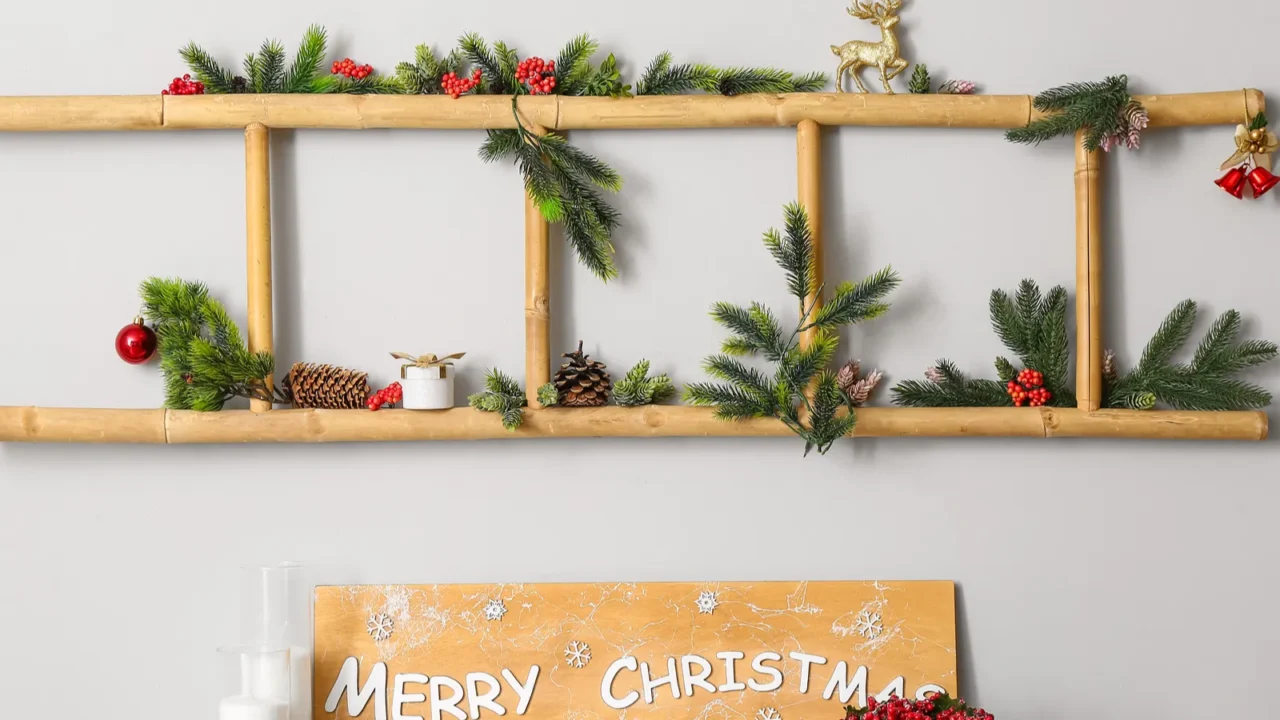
[891,279,1076,409]
[1006,75,1143,151]
[1103,302,1278,411]
[140,277,290,411]
[479,98,624,281]
[685,204,900,455]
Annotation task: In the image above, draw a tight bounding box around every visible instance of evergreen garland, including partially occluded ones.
[1104,302,1277,411]
[891,280,1076,408]
[613,360,676,406]
[395,44,467,95]
[635,51,827,96]
[140,278,289,411]
[685,204,900,456]
[181,25,405,94]
[1005,75,1140,151]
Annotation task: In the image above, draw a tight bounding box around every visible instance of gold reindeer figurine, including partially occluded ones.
[832,0,909,94]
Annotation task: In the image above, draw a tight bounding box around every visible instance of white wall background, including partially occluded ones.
[2,1,1278,717]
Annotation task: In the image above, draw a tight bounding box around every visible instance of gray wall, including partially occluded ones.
[2,1,1277,717]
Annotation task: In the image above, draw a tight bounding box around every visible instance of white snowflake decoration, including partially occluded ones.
[564,641,592,668]
[757,708,781,720]
[484,598,507,622]
[695,591,720,615]
[854,610,883,639]
[367,612,395,641]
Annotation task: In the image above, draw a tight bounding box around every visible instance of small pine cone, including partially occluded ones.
[1102,349,1117,383]
[848,369,883,407]
[924,366,946,384]
[938,79,976,95]
[286,362,371,409]
[836,360,861,396]
[231,76,249,93]
[554,341,612,407]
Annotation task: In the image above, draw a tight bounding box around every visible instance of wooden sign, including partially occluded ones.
[314,581,956,720]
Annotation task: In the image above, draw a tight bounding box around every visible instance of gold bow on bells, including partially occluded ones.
[391,351,466,379]
[1221,121,1279,170]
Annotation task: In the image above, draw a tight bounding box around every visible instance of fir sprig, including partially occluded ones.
[1006,75,1138,151]
[396,44,467,94]
[686,204,899,456]
[891,280,1076,408]
[908,64,931,94]
[614,360,676,406]
[141,277,289,411]
[468,369,530,431]
[1104,302,1278,411]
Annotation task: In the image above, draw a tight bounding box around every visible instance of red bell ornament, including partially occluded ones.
[1215,165,1248,198]
[115,317,157,364]
[1247,166,1280,197]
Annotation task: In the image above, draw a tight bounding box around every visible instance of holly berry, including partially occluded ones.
[441,68,483,98]
[161,74,205,96]
[331,58,374,80]
[367,382,404,411]
[1006,367,1052,407]
[515,56,558,95]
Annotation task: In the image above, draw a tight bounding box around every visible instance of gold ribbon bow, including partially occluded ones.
[1221,122,1279,170]
[391,352,466,378]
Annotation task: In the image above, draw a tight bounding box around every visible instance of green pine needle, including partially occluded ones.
[469,368,530,430]
[1249,112,1269,131]
[179,43,237,93]
[1007,75,1134,149]
[283,25,328,93]
[537,383,560,407]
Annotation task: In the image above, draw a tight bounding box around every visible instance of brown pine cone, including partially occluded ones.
[554,341,611,407]
[285,362,370,410]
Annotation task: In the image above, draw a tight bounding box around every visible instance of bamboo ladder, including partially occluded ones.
[0,91,1268,443]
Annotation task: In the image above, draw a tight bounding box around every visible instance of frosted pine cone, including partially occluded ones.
[938,79,976,95]
[848,369,883,407]
[1102,349,1117,383]
[836,360,862,396]
[1123,100,1149,150]
[924,366,946,384]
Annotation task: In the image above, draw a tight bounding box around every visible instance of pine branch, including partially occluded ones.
[634,52,823,96]
[256,40,286,92]
[762,202,815,304]
[1106,302,1278,411]
[694,204,899,454]
[807,266,901,330]
[283,24,327,93]
[555,34,599,95]
[1007,75,1134,151]
[908,64,931,94]
[460,33,511,94]
[468,368,529,431]
[326,75,408,95]
[179,42,237,93]
[706,66,795,96]
[614,360,676,406]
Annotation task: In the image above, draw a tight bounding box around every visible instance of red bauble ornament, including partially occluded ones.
[115,317,157,364]
[1215,165,1248,198]
[1248,166,1280,197]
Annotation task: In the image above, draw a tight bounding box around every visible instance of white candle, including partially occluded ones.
[219,696,289,720]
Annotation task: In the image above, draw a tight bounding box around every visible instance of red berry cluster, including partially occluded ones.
[516,57,558,95]
[367,382,403,411]
[846,696,992,720]
[442,69,483,98]
[162,74,205,95]
[1006,368,1052,407]
[332,58,374,80]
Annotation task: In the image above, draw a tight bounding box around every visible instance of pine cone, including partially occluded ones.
[848,369,884,407]
[836,360,861,396]
[286,362,371,409]
[554,341,611,407]
[1102,349,1117,383]
[924,366,947,384]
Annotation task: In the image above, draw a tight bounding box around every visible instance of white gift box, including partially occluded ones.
[401,364,455,410]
